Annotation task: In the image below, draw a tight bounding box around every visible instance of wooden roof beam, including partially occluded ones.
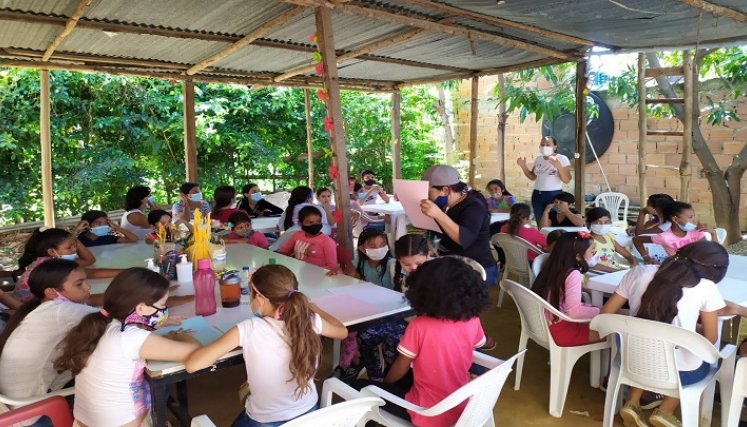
[398,0,598,47]
[42,0,91,61]
[284,0,574,59]
[676,0,747,23]
[186,6,305,75]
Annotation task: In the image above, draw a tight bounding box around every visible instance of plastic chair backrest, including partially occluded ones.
[734,358,747,400]
[191,415,218,427]
[594,192,630,223]
[590,314,720,392]
[280,397,384,426]
[531,252,550,283]
[443,255,487,281]
[715,228,727,245]
[500,279,577,348]
[0,396,72,427]
[492,233,542,284]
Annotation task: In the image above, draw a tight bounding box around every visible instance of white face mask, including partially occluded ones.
[365,247,389,261]
[585,252,600,268]
[590,224,612,235]
[540,146,555,157]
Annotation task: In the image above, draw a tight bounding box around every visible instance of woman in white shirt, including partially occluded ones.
[53,268,199,427]
[516,136,571,221]
[120,186,157,240]
[599,241,730,427]
[0,259,96,427]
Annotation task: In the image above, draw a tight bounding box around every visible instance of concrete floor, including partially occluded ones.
[179,288,726,426]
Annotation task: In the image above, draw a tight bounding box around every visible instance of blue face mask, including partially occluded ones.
[250,192,263,202]
[58,253,78,261]
[189,192,203,202]
[679,221,697,232]
[357,192,366,200]
[434,195,448,209]
[90,225,111,236]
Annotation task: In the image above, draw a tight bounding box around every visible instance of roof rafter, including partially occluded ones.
[676,0,747,23]
[42,0,91,61]
[186,6,306,75]
[283,0,575,59]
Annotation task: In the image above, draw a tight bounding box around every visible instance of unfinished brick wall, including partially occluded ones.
[454,76,747,228]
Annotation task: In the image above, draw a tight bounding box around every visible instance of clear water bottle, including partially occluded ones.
[193,258,217,316]
[240,266,251,305]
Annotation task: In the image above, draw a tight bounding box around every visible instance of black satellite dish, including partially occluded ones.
[541,92,614,164]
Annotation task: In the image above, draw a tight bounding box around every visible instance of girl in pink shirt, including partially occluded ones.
[278,206,338,270]
[223,212,269,249]
[499,203,547,261]
[375,257,490,427]
[532,232,600,346]
[633,201,716,262]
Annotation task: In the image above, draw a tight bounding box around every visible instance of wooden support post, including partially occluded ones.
[574,60,587,212]
[391,91,402,181]
[303,88,315,189]
[680,50,693,202]
[496,74,507,182]
[182,79,197,182]
[468,77,479,187]
[315,6,353,256]
[637,53,648,205]
[40,70,55,228]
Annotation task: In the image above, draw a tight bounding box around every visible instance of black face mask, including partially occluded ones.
[302,224,323,235]
[364,179,376,186]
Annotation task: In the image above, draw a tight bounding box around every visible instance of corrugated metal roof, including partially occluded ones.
[0,0,745,89]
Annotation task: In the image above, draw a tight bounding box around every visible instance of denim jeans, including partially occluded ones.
[484,265,499,288]
[231,405,319,427]
[531,189,562,222]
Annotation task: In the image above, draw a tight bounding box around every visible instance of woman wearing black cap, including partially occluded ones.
[419,165,497,287]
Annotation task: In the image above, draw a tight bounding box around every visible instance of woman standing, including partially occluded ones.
[516,136,571,221]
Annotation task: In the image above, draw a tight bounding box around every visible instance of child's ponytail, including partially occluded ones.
[18,228,72,271]
[54,268,169,375]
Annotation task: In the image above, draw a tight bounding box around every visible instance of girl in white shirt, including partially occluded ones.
[185,265,348,427]
[53,268,199,427]
[0,259,96,427]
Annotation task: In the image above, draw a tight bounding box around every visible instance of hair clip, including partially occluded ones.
[577,231,591,239]
[287,289,297,298]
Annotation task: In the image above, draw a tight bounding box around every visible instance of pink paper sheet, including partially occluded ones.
[393,179,441,233]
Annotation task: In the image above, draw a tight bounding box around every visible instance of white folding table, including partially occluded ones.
[540,226,588,235]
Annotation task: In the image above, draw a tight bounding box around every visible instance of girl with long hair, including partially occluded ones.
[531,232,600,346]
[53,268,199,427]
[185,265,347,426]
[485,179,515,213]
[211,185,240,224]
[392,234,432,293]
[499,203,547,261]
[634,201,716,262]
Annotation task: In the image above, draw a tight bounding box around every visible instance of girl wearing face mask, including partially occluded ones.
[278,206,338,270]
[173,182,211,223]
[0,259,98,423]
[53,268,199,427]
[586,207,636,272]
[633,201,716,263]
[224,212,269,249]
[531,232,600,346]
[186,265,347,426]
[516,136,572,221]
[120,185,158,240]
[359,169,390,205]
[238,183,284,218]
[15,228,120,302]
[77,210,138,247]
[485,179,515,214]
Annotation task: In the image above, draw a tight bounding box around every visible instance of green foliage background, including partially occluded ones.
[0,68,443,225]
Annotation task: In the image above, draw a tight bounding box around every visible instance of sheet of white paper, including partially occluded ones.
[311,293,384,325]
[156,316,222,345]
[327,283,409,310]
[393,179,441,233]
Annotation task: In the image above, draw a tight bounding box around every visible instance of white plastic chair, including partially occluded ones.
[191,415,218,427]
[443,255,487,281]
[725,357,747,427]
[715,228,727,245]
[280,397,385,426]
[359,350,523,427]
[0,387,75,413]
[590,314,737,427]
[594,192,630,226]
[492,233,544,307]
[530,252,550,284]
[500,279,609,417]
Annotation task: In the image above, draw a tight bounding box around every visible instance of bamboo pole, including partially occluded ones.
[680,50,694,202]
[496,73,507,182]
[182,79,198,182]
[391,91,402,180]
[42,0,91,61]
[637,53,648,205]
[574,60,587,211]
[468,77,478,187]
[40,70,55,228]
[303,88,315,189]
[186,6,305,76]
[315,5,354,256]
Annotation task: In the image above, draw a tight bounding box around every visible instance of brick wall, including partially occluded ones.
[454,76,747,228]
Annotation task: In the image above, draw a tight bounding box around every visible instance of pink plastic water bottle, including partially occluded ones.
[193,258,217,316]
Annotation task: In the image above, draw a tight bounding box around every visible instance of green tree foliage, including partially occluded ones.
[0,68,442,225]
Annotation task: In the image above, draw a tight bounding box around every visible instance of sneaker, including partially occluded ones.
[649,409,682,427]
[619,402,648,427]
[331,364,362,383]
[640,392,663,410]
